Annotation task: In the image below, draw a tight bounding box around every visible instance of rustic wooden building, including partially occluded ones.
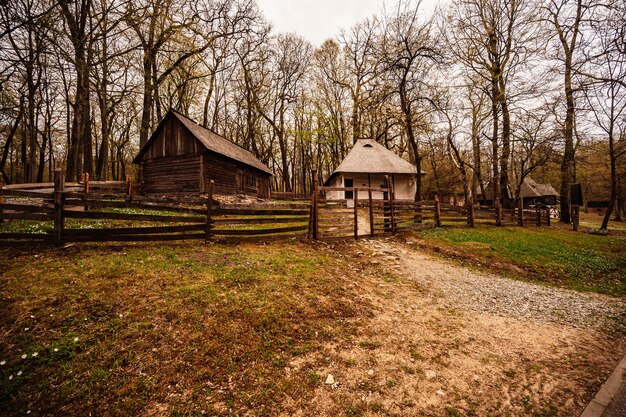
[519,177,559,207]
[133,110,272,198]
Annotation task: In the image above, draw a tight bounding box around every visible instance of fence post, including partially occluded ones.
[126,176,133,199]
[390,177,396,234]
[572,205,580,231]
[368,186,374,237]
[495,198,502,227]
[353,187,359,239]
[313,170,319,240]
[83,172,90,211]
[435,193,441,227]
[0,173,4,223]
[536,205,542,226]
[545,206,551,226]
[53,169,65,246]
[518,197,524,227]
[467,197,475,227]
[205,180,214,242]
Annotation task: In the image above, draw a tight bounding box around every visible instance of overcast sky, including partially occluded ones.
[255,0,444,46]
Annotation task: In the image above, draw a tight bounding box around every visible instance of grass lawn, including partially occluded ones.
[409,225,626,297]
[0,241,366,416]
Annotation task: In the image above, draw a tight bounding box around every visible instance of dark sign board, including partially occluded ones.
[570,183,583,206]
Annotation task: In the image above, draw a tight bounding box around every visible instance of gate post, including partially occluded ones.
[353,187,359,239]
[368,186,374,237]
[53,169,65,246]
[390,176,396,234]
[518,197,524,226]
[545,206,551,226]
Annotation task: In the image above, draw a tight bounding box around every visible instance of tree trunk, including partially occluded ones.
[499,79,511,208]
[601,128,617,230]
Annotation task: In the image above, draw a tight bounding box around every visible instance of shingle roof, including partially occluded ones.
[329,139,422,178]
[134,110,272,175]
[520,177,559,198]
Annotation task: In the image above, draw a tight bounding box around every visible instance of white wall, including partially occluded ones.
[325,173,416,200]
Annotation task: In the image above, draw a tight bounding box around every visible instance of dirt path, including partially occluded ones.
[285,238,626,417]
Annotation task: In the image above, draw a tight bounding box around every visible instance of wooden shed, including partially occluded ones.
[519,177,559,207]
[133,110,272,198]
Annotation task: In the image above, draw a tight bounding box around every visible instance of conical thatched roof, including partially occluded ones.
[328,139,421,181]
[520,177,559,198]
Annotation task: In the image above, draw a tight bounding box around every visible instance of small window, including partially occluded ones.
[363,144,373,148]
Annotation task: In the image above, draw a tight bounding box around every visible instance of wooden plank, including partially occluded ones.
[0,203,53,213]
[61,224,206,237]
[0,189,53,198]
[63,199,209,214]
[0,212,52,221]
[212,225,308,236]
[4,182,54,190]
[0,233,51,240]
[214,208,309,216]
[212,216,308,225]
[63,233,207,242]
[62,210,206,223]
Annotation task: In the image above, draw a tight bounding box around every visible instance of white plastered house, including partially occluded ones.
[324,139,424,201]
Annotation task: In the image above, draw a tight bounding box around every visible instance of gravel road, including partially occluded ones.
[360,238,625,331]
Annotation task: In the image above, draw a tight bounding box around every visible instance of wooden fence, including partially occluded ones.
[0,170,308,244]
[0,170,555,245]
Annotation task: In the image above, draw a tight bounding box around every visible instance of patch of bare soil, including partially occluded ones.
[284,238,625,417]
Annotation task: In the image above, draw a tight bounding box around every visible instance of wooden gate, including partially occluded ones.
[309,172,405,240]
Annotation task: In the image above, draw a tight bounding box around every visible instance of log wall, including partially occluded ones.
[143,154,201,195]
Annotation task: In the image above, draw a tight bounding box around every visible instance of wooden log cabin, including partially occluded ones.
[133,110,272,198]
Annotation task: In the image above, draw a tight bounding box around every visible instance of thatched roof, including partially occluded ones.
[520,177,559,198]
[327,139,422,181]
[134,110,272,175]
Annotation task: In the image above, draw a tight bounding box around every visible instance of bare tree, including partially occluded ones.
[545,0,587,223]
[381,0,440,201]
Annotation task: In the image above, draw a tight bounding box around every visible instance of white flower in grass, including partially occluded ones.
[0,360,5,365]
[17,371,22,376]
[24,327,29,331]
[8,375,13,380]
[74,337,79,342]
[21,354,27,359]
[32,352,38,357]
[53,348,59,352]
